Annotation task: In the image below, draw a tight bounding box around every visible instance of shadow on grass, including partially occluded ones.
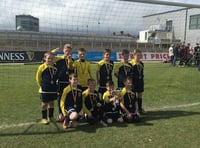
[0,119,127,137]
[1,110,199,136]
[135,110,200,126]
[0,119,66,137]
[76,121,128,133]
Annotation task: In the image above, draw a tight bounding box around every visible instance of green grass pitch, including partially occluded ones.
[0,63,200,148]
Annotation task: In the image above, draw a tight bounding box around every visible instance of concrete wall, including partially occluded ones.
[0,30,169,52]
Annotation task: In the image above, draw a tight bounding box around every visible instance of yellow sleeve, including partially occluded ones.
[68,58,74,69]
[129,60,133,65]
[60,87,68,116]
[120,88,126,105]
[72,60,77,68]
[96,61,101,72]
[120,93,125,106]
[72,60,77,74]
[130,59,136,66]
[36,65,42,87]
[114,62,120,75]
[87,62,92,77]
[82,92,92,116]
[53,56,64,63]
[120,88,131,114]
[50,49,64,62]
[103,92,110,103]
[35,64,45,93]
[96,62,100,83]
[51,48,58,54]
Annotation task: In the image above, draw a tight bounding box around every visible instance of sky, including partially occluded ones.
[0,0,200,35]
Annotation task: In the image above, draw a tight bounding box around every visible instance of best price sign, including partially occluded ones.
[117,52,169,61]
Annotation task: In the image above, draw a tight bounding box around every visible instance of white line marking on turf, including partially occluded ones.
[147,102,200,111]
[0,102,200,130]
[0,122,37,130]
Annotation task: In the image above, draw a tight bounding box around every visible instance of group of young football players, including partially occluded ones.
[36,43,145,129]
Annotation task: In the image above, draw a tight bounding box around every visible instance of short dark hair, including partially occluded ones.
[78,48,86,52]
[43,51,54,58]
[122,49,129,55]
[87,78,96,85]
[123,76,132,83]
[104,49,111,54]
[106,80,114,87]
[69,73,78,79]
[42,51,54,63]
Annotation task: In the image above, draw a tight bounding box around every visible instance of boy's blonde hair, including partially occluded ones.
[133,49,142,55]
[64,44,72,49]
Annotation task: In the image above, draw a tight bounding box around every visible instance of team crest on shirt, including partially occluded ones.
[78,92,81,97]
[128,92,135,100]
[110,64,114,70]
[94,95,97,100]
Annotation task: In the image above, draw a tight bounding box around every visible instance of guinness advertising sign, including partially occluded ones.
[0,51,45,63]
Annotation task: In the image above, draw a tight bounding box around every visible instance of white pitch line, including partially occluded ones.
[0,102,200,130]
[0,122,37,130]
[147,102,200,111]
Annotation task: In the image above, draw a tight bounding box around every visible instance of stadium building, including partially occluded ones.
[139,8,200,47]
[16,15,39,32]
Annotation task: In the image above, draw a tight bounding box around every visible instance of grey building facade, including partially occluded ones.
[16,15,39,32]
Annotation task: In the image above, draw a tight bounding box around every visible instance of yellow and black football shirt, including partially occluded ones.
[130,59,144,80]
[54,56,74,83]
[82,89,102,116]
[97,59,114,87]
[130,59,144,92]
[120,87,137,113]
[36,63,58,93]
[114,61,133,88]
[73,59,91,87]
[103,90,120,113]
[60,85,82,116]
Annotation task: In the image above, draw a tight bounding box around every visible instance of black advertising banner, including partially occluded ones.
[0,51,45,63]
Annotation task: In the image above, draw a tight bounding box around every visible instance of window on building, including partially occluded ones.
[166,20,172,31]
[189,14,200,30]
[145,32,148,40]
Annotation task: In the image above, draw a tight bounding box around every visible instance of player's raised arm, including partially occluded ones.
[51,47,64,62]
